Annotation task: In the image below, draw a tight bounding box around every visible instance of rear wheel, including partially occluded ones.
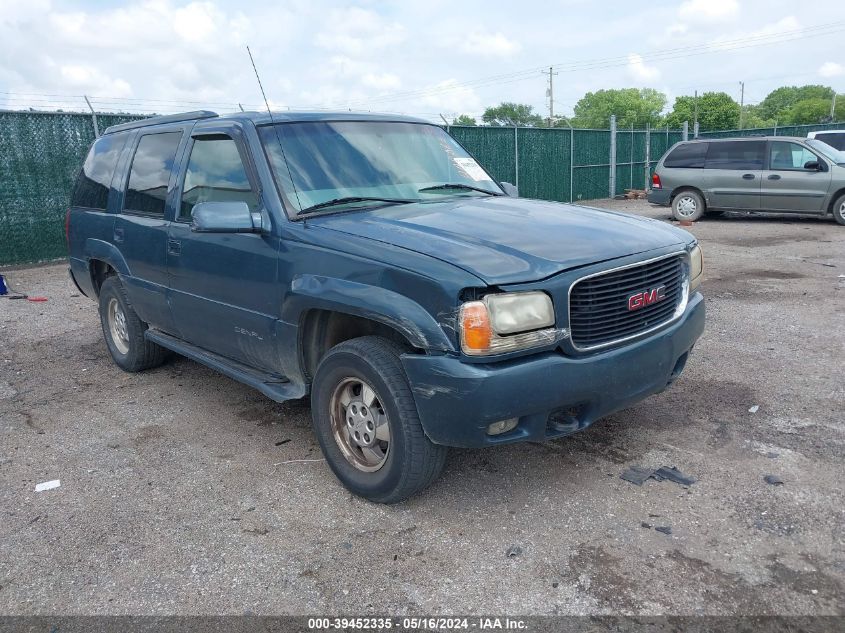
[98,276,170,372]
[832,193,845,226]
[311,336,447,503]
[672,189,705,222]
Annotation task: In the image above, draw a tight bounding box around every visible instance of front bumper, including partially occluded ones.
[647,188,671,205]
[401,293,704,448]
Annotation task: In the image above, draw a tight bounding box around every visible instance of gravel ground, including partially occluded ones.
[1,199,843,616]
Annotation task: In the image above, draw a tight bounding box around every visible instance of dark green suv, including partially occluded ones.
[648,136,845,224]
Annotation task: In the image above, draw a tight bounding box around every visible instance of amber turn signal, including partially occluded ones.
[460,301,492,352]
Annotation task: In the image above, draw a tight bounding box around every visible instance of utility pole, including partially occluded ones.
[541,66,558,127]
[831,93,837,120]
[739,81,745,130]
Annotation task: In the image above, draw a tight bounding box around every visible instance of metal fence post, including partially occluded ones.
[569,127,574,203]
[693,121,699,139]
[630,123,634,191]
[682,121,689,141]
[84,95,99,138]
[644,124,651,189]
[513,125,519,191]
[609,115,617,198]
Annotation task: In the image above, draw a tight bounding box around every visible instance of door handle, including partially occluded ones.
[768,174,781,180]
[113,227,124,243]
[167,239,181,256]
[742,173,756,180]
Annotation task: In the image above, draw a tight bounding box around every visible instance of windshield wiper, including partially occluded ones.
[418,183,503,196]
[299,196,417,214]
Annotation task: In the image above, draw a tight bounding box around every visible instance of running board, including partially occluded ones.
[145,330,306,403]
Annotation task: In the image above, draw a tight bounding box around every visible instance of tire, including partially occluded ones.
[310,336,448,503]
[672,189,705,222]
[98,276,170,372]
[832,193,845,226]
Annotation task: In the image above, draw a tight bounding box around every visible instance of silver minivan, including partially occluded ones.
[648,136,845,225]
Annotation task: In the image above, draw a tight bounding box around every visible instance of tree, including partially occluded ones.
[481,102,544,127]
[757,85,835,120]
[664,92,740,131]
[452,114,477,126]
[782,98,837,125]
[571,88,666,129]
[740,105,776,130]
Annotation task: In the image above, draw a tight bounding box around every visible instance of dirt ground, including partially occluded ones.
[1,199,843,616]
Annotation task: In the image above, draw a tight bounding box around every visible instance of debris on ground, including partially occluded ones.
[624,189,647,200]
[749,405,760,413]
[620,465,696,487]
[641,522,652,529]
[26,296,48,302]
[620,465,655,486]
[505,545,523,558]
[652,466,696,486]
[0,274,6,295]
[764,475,784,486]
[655,526,672,535]
[35,479,60,492]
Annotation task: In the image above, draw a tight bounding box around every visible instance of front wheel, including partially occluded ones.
[832,193,845,226]
[310,336,448,503]
[672,190,705,222]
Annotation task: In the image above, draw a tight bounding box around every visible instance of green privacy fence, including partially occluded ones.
[0,110,144,266]
[449,124,687,203]
[698,121,844,139]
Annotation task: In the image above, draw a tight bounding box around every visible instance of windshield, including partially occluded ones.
[258,121,503,214]
[807,139,845,164]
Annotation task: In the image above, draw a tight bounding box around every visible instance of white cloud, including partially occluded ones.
[709,15,800,53]
[627,53,660,81]
[666,23,688,36]
[818,62,844,78]
[461,30,521,57]
[678,0,739,22]
[315,7,406,55]
[419,79,482,114]
[362,73,402,91]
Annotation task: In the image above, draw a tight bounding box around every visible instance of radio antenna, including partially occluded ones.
[246,45,303,212]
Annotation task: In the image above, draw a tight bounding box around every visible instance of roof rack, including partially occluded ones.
[103,110,219,135]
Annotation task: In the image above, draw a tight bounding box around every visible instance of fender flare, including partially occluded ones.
[282,274,455,353]
[83,238,131,277]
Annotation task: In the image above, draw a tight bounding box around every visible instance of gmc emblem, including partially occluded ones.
[628,286,667,311]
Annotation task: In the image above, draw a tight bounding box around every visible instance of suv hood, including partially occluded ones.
[309,197,689,285]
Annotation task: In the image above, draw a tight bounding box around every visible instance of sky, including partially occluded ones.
[1,0,844,123]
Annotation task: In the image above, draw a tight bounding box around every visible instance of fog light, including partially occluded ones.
[487,418,518,436]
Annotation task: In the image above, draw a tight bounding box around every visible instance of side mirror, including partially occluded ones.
[500,181,519,197]
[803,160,822,171]
[191,201,260,233]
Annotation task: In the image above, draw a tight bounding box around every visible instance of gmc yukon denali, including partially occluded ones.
[67,110,705,502]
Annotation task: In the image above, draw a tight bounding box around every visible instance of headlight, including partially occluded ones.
[689,244,703,294]
[460,291,556,356]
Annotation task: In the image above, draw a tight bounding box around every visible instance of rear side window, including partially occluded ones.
[70,133,127,210]
[664,143,707,168]
[179,135,258,220]
[123,132,182,216]
[705,141,765,170]
[813,133,845,151]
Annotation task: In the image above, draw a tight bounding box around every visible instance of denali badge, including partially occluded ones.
[628,286,667,311]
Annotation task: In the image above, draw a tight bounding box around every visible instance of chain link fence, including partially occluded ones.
[0,111,145,266]
[1,110,843,266]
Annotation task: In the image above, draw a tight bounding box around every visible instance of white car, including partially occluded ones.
[808,130,845,151]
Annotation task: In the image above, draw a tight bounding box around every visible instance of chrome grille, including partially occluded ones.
[569,254,685,350]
